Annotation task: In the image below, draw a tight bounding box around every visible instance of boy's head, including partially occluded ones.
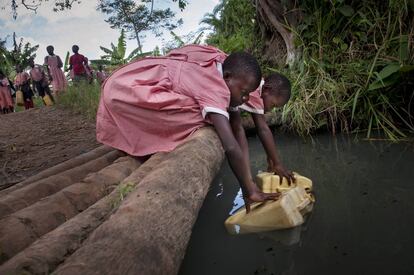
[72,45,79,53]
[222,52,261,107]
[29,58,35,67]
[261,73,291,112]
[16,64,23,73]
[46,45,54,55]
[0,70,4,78]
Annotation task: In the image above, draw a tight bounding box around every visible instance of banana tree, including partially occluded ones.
[162,30,204,53]
[91,29,151,71]
[0,33,38,77]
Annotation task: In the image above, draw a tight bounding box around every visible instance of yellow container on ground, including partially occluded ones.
[256,172,313,193]
[225,186,313,234]
[16,90,24,106]
[43,95,54,106]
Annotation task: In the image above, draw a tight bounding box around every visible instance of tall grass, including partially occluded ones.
[277,0,414,140]
[57,82,101,120]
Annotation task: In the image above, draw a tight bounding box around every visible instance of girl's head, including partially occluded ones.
[46,45,54,55]
[16,64,23,73]
[222,52,261,107]
[261,73,291,112]
[98,65,104,71]
[0,70,5,78]
[72,45,79,53]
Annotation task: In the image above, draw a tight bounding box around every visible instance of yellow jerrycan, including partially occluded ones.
[256,172,313,193]
[16,90,24,106]
[43,94,54,106]
[225,186,314,234]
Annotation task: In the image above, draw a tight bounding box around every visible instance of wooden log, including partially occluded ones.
[0,156,140,264]
[0,145,114,196]
[54,127,224,275]
[0,150,124,219]
[0,153,168,275]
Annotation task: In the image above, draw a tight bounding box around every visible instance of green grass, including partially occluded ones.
[57,82,101,120]
[206,0,414,141]
[110,182,135,209]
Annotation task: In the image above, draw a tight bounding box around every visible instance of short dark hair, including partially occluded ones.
[222,52,262,89]
[46,45,54,51]
[264,73,291,101]
[72,45,79,52]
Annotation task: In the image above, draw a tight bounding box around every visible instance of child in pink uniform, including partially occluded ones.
[97,44,278,210]
[168,46,294,184]
[96,65,107,85]
[44,45,67,95]
[229,73,295,184]
[29,58,54,105]
[15,65,34,110]
[0,70,14,114]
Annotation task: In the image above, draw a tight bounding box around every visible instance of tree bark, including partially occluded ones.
[0,156,140,264]
[255,0,302,67]
[0,150,124,219]
[0,154,167,275]
[53,127,224,275]
[0,145,113,196]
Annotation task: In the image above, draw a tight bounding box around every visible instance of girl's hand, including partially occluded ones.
[267,158,295,185]
[244,184,280,213]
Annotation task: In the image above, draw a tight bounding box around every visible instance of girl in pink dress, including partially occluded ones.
[229,73,295,184]
[44,46,67,95]
[0,70,14,114]
[14,65,34,110]
[96,65,107,85]
[96,44,278,210]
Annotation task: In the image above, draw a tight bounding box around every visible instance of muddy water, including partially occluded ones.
[179,134,414,275]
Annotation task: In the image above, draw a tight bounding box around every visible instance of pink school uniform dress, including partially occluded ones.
[96,71,107,84]
[15,72,34,109]
[96,45,229,156]
[45,55,67,93]
[0,78,13,110]
[29,65,43,82]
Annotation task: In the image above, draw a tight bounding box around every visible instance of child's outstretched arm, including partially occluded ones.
[209,113,280,212]
[229,110,250,163]
[251,113,295,184]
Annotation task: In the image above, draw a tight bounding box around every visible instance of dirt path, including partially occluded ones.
[0,107,99,189]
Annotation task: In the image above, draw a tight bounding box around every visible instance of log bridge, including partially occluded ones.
[0,128,224,275]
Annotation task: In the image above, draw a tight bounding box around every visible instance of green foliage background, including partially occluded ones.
[203,0,414,140]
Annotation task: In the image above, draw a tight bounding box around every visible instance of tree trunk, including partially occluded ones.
[134,27,143,54]
[53,127,224,275]
[255,0,302,67]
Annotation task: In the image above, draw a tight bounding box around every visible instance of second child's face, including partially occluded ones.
[225,73,257,107]
[261,86,288,112]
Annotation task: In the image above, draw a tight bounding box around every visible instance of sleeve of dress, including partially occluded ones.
[180,62,231,120]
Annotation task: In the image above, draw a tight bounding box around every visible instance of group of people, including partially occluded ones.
[3,42,294,208]
[0,45,108,114]
[97,44,294,210]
